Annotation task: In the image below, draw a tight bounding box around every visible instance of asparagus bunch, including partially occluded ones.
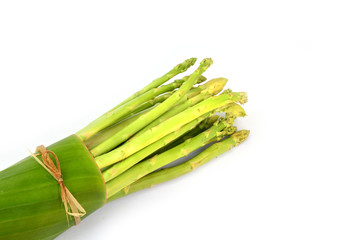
[0,57,250,240]
[78,57,250,202]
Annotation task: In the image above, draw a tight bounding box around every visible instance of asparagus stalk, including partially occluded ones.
[107,130,250,202]
[115,58,197,107]
[105,116,236,198]
[95,90,247,169]
[91,58,214,157]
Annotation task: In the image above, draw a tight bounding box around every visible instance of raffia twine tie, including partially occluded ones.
[29,145,86,225]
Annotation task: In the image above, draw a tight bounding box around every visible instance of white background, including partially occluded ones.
[1,1,360,239]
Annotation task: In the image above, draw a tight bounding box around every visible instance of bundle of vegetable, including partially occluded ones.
[0,58,249,240]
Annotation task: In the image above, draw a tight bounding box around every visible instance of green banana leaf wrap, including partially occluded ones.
[0,135,106,240]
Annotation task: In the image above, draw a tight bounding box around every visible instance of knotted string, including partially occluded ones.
[29,145,86,225]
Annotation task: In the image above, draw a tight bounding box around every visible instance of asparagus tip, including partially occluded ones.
[175,58,197,73]
[226,91,248,104]
[197,75,207,84]
[238,92,248,104]
[201,78,228,95]
[226,126,238,136]
[223,103,246,118]
[232,130,250,145]
[199,58,214,71]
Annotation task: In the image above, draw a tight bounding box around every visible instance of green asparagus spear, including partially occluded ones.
[107,130,250,202]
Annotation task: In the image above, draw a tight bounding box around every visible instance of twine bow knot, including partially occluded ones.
[29,145,86,225]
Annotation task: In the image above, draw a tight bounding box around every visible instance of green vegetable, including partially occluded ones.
[0,58,249,240]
